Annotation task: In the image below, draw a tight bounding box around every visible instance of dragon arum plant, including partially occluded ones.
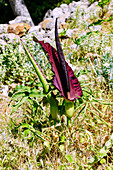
[21,18,82,123]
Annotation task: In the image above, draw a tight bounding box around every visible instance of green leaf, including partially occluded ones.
[21,40,49,93]
[10,92,25,101]
[19,123,30,128]
[29,90,45,98]
[11,96,28,114]
[65,154,74,163]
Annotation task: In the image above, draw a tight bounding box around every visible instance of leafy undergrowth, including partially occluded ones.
[0,1,113,169]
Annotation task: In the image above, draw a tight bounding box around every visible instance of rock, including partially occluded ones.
[76,1,89,8]
[42,18,53,30]
[45,20,55,31]
[69,1,88,19]
[0,24,9,34]
[9,0,31,17]
[58,14,67,23]
[44,9,53,19]
[7,23,31,37]
[68,1,88,13]
[43,37,52,43]
[0,33,20,44]
[9,16,34,27]
[80,31,87,36]
[73,28,79,34]
[59,22,67,29]
[60,4,70,19]
[52,7,63,19]
[44,29,55,39]
[68,1,77,13]
[28,25,42,33]
[44,5,70,21]
[45,18,63,31]
[31,30,45,41]
[58,28,64,34]
[60,4,69,14]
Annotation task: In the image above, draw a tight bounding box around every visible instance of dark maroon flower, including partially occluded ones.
[33,18,82,101]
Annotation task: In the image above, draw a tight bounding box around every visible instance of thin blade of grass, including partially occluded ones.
[71,104,86,127]
[87,107,112,129]
[92,98,113,105]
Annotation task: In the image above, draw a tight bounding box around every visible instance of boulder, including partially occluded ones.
[59,22,67,29]
[45,19,61,31]
[45,20,55,31]
[52,7,63,19]
[68,1,78,13]
[9,0,31,17]
[42,18,53,30]
[44,29,55,39]
[9,16,34,27]
[30,31,45,41]
[44,5,69,20]
[69,1,88,19]
[7,23,31,37]
[28,25,42,33]
[60,4,69,14]
[58,14,67,23]
[44,9,53,19]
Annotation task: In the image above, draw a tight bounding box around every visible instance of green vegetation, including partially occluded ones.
[0,1,113,169]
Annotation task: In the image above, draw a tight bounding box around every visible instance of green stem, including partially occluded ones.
[48,93,59,120]
[67,117,71,127]
[65,99,74,118]
[21,40,49,94]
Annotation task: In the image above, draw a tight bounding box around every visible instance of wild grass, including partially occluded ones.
[0,1,113,169]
